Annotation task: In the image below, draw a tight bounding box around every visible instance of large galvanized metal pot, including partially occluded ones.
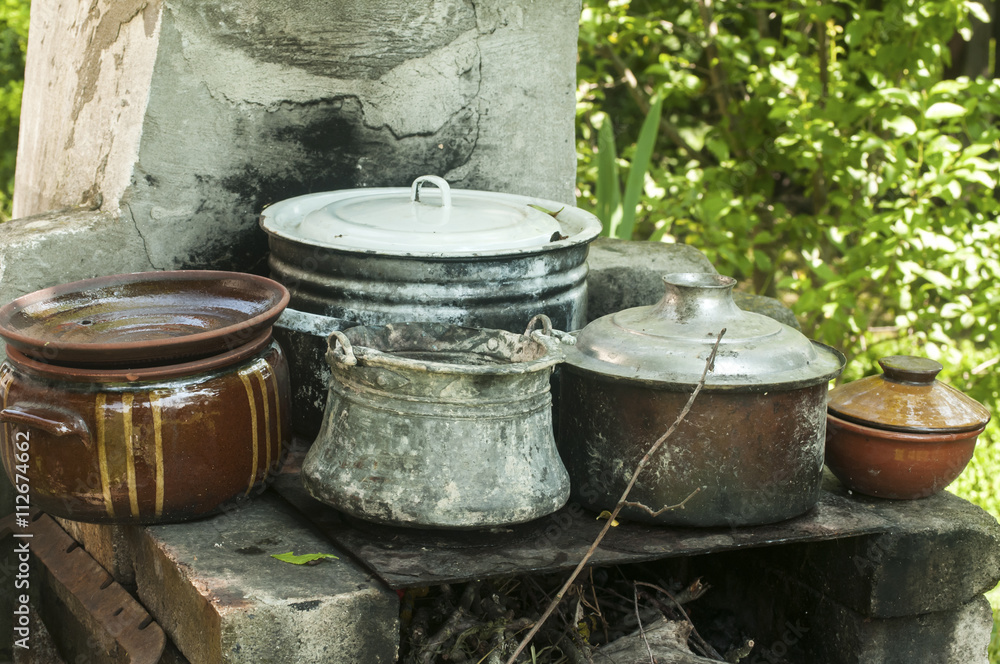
[259,176,602,333]
[301,317,570,529]
[558,273,845,527]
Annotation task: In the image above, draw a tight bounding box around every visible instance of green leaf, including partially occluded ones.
[596,118,622,237]
[617,96,663,240]
[966,1,991,23]
[884,115,917,136]
[271,551,339,565]
[925,102,967,120]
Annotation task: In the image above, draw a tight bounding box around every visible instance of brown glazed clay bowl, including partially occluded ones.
[0,271,289,368]
[824,413,984,499]
[0,332,291,524]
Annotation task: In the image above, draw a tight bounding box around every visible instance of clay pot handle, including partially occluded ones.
[878,356,942,384]
[327,330,358,367]
[0,402,92,449]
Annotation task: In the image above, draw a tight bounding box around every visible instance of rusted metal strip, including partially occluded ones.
[7,511,166,664]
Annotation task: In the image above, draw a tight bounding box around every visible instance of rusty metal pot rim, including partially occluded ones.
[327,319,564,376]
[560,340,846,392]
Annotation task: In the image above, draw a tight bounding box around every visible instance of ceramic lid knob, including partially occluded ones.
[878,356,942,384]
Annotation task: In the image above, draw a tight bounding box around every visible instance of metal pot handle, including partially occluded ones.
[327,330,358,367]
[524,314,553,336]
[410,175,452,208]
[525,314,577,345]
[0,402,92,449]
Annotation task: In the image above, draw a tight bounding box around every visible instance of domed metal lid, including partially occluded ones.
[563,273,845,389]
[259,175,601,257]
[827,356,992,433]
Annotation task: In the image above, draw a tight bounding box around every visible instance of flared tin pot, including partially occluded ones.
[301,317,570,529]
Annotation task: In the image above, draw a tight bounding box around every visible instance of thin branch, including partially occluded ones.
[696,0,745,161]
[504,329,727,664]
[623,486,702,517]
[633,585,655,664]
[635,582,724,661]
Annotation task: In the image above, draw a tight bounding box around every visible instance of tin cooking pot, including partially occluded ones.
[259,175,602,333]
[301,316,569,529]
[557,273,845,527]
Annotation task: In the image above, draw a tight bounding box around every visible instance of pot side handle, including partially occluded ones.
[0,402,92,449]
[525,314,575,345]
[326,330,358,367]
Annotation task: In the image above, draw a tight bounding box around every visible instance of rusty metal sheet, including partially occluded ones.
[1,511,166,664]
[272,446,899,589]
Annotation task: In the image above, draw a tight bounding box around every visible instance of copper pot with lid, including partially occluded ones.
[825,355,991,499]
[557,273,846,527]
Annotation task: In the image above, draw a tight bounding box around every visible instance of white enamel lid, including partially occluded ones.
[259,176,599,257]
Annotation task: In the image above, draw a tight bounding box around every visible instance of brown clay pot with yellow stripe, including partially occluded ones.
[0,331,290,524]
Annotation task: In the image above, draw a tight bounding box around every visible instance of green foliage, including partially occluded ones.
[577,0,999,430]
[0,0,28,220]
[579,2,1000,652]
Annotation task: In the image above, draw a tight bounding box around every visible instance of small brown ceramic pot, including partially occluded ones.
[825,356,991,499]
[0,332,290,524]
[825,413,984,499]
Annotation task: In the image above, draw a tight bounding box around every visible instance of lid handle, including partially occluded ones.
[878,355,942,384]
[410,175,452,208]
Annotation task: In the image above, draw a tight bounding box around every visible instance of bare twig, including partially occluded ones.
[635,582,724,661]
[633,585,655,664]
[505,329,727,664]
[623,486,703,517]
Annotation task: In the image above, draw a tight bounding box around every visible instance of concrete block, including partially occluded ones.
[677,546,994,664]
[757,483,1000,618]
[128,491,398,663]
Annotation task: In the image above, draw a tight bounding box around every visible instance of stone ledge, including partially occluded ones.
[127,491,399,664]
[756,486,1000,619]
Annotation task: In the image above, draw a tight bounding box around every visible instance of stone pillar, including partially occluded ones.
[14,0,582,272]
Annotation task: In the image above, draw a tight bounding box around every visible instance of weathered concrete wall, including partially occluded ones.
[15,0,582,272]
[14,0,162,217]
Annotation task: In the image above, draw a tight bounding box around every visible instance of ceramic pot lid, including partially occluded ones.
[827,356,992,433]
[563,272,845,389]
[260,175,573,255]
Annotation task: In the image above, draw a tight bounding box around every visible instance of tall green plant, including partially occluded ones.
[587,98,663,239]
